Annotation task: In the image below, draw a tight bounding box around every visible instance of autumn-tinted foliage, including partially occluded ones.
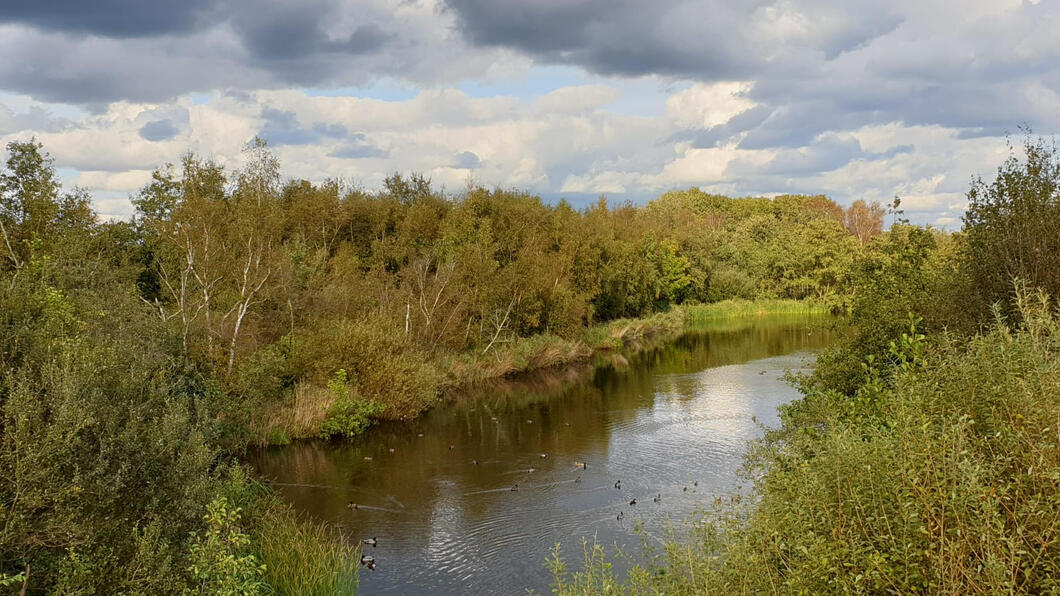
[0,137,876,592]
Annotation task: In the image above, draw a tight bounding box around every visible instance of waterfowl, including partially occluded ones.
[417,433,424,437]
[527,467,536,473]
[629,498,637,506]
[564,422,571,427]
[363,456,373,462]
[526,419,533,424]
[362,537,378,547]
[693,481,698,487]
[683,486,688,492]
[616,511,624,520]
[449,445,455,451]
[539,453,548,459]
[758,370,767,375]
[388,448,396,453]
[574,476,582,483]
[574,461,587,469]
[347,502,359,510]
[653,494,661,503]
[614,480,621,489]
[360,554,376,570]
[511,483,519,491]
[472,459,479,465]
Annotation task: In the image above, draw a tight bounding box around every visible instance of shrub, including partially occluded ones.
[318,369,386,439]
[186,498,267,595]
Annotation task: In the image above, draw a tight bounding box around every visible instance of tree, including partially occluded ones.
[0,140,93,271]
[963,134,1060,310]
[844,199,885,245]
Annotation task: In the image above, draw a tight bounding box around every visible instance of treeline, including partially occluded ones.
[0,137,880,592]
[551,137,1060,593]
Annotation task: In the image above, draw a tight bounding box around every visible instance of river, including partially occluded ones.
[249,315,834,594]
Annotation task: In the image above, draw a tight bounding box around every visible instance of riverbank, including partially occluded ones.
[253,299,829,446]
[249,315,833,595]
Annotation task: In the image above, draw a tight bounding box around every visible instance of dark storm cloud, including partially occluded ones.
[0,0,214,37]
[443,0,763,79]
[138,119,180,141]
[0,0,395,103]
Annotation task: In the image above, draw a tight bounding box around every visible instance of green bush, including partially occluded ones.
[186,498,267,595]
[318,369,386,439]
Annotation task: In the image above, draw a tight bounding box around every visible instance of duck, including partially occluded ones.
[388,448,396,453]
[539,453,548,459]
[574,476,582,484]
[472,459,479,465]
[347,502,359,510]
[363,456,373,462]
[614,480,622,489]
[449,445,455,451]
[526,419,534,424]
[527,467,536,473]
[417,433,424,437]
[564,422,571,427]
[758,370,767,375]
[360,554,376,570]
[574,461,588,469]
[511,483,519,491]
[683,486,688,492]
[616,511,624,521]
[693,481,698,487]
[629,498,637,506]
[653,494,661,503]
[362,537,378,547]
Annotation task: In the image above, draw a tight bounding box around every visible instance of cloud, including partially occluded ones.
[452,151,481,169]
[327,133,387,159]
[0,0,214,37]
[139,119,180,141]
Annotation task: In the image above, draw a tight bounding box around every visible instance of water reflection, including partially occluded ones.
[249,316,834,595]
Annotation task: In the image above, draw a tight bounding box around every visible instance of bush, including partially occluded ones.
[318,369,386,439]
[186,498,267,596]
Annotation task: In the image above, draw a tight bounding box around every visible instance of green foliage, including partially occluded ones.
[963,134,1060,317]
[186,498,267,596]
[318,369,386,438]
[551,292,1060,594]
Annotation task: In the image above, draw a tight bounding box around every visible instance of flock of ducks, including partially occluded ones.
[344,417,706,573]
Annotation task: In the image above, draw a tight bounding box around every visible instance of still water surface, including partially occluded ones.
[250,317,834,594]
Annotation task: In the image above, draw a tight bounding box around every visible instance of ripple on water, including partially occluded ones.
[250,323,833,596]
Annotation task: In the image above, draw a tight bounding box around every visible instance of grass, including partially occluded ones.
[255,506,360,596]
[684,298,830,326]
[219,465,360,595]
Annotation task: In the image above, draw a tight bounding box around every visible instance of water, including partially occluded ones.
[249,317,834,594]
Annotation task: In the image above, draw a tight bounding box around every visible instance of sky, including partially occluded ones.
[0,0,1057,226]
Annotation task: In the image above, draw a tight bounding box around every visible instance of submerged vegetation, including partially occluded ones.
[550,137,1060,593]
